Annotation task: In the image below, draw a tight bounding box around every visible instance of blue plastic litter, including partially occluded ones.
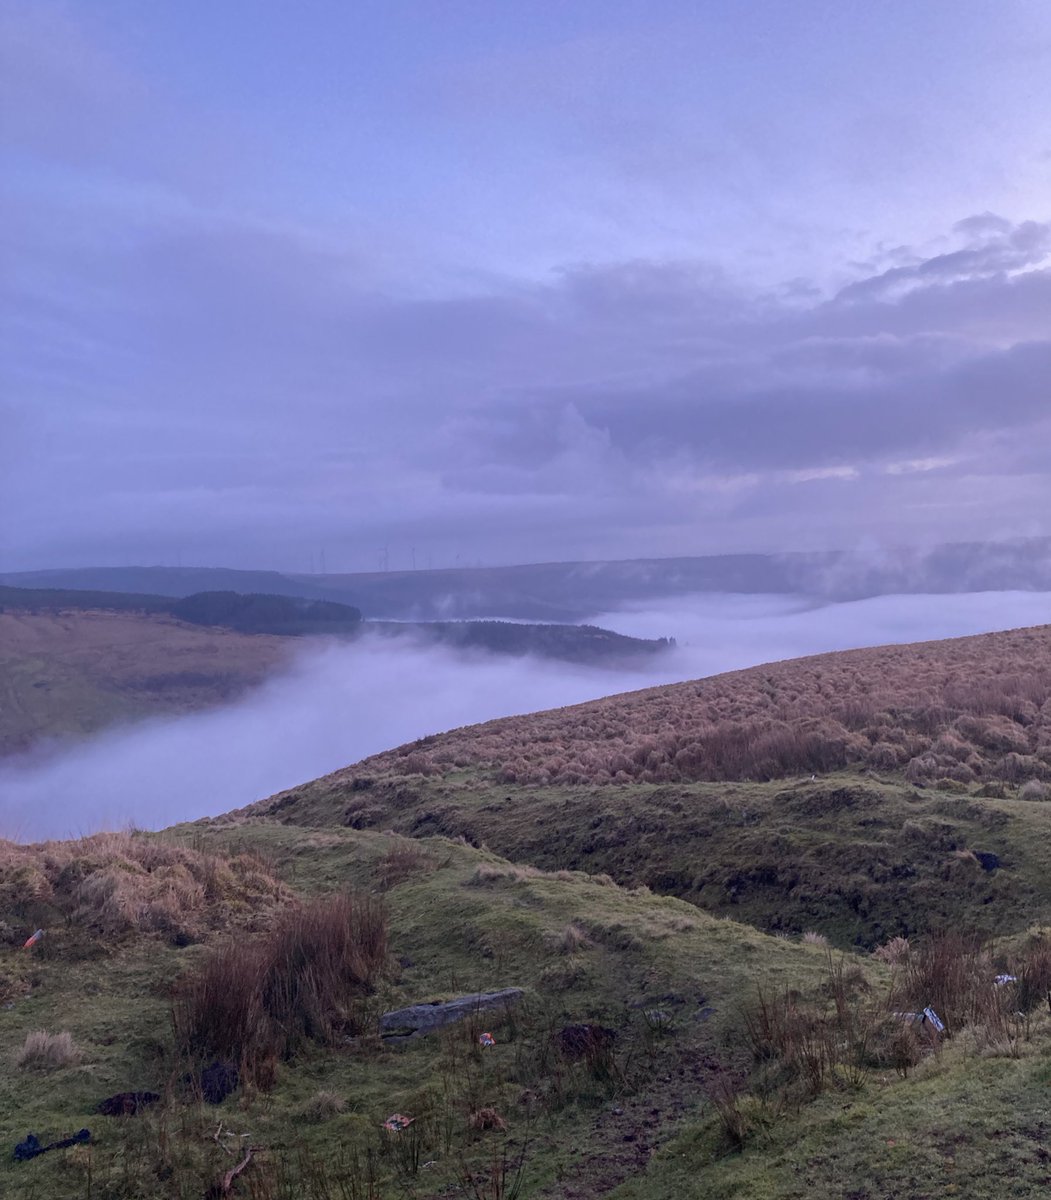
[922,1006,945,1033]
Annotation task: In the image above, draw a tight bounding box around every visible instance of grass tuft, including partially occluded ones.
[172,890,387,1084]
[16,1029,81,1071]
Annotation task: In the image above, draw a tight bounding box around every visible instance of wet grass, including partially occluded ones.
[0,824,836,1199]
[244,768,1051,949]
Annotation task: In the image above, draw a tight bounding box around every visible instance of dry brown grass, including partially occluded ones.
[172,891,388,1083]
[299,1089,347,1121]
[16,1029,81,1071]
[375,839,436,890]
[327,625,1051,787]
[557,923,591,954]
[0,831,287,942]
[872,936,911,966]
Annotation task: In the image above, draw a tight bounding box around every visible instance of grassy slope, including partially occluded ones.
[241,624,1051,949]
[622,1039,1051,1200]
[0,824,840,1200]
[246,770,1051,950]
[4,824,1051,1199]
[312,624,1051,789]
[0,610,293,754]
[7,625,1051,1196]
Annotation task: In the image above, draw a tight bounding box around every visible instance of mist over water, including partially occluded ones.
[3,591,1049,841]
[592,590,1051,677]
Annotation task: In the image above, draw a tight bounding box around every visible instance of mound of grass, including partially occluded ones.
[172,890,388,1078]
[241,770,1051,948]
[15,1030,81,1072]
[0,831,288,946]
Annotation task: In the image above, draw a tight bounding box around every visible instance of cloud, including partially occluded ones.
[834,221,1051,303]
[2,3,1051,569]
[4,203,1051,569]
[4,591,1051,842]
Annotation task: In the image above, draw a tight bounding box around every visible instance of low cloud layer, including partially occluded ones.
[4,591,1049,841]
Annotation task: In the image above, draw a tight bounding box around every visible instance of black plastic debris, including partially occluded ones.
[200,1061,239,1104]
[96,1091,161,1116]
[14,1129,91,1162]
[557,1023,618,1061]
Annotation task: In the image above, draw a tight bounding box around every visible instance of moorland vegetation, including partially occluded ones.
[4,624,1051,1197]
[334,625,1051,788]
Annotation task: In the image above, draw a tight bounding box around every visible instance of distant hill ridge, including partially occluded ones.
[0,589,668,756]
[0,585,665,661]
[6,534,1051,620]
[0,585,363,636]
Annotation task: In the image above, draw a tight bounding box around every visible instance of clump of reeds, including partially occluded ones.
[299,1089,347,1121]
[172,890,387,1085]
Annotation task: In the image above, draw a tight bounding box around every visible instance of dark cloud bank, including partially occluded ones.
[4,196,1050,569]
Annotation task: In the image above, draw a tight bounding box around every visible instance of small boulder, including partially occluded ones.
[380,989,524,1041]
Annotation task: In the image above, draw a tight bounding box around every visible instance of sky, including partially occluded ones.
[2,1,1051,573]
[5,588,1050,840]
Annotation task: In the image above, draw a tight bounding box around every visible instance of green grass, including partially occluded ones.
[5,820,1051,1197]
[616,1030,1051,1199]
[0,825,838,1199]
[247,768,1051,949]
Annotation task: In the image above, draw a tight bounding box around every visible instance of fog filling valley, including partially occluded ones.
[3,590,1050,841]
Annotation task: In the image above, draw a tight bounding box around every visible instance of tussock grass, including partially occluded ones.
[556,923,591,954]
[172,890,387,1081]
[1020,779,1051,801]
[0,831,287,942]
[872,935,911,965]
[298,1089,346,1121]
[312,624,1051,788]
[720,931,1051,1163]
[375,839,436,890]
[16,1030,81,1071]
[466,862,609,889]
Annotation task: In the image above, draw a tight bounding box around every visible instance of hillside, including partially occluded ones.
[0,824,842,1200]
[0,584,363,635]
[6,625,1051,1197]
[0,600,667,756]
[4,811,1051,1198]
[7,535,1051,621]
[370,619,672,664]
[267,624,1051,790]
[0,610,293,755]
[245,625,1051,948]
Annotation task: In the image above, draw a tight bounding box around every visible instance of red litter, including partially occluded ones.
[383,1114,414,1133]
